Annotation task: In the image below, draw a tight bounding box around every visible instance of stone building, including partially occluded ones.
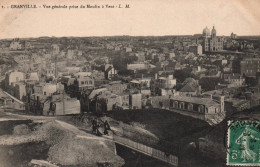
[170,95,225,122]
[240,58,260,77]
[189,45,202,55]
[202,26,223,52]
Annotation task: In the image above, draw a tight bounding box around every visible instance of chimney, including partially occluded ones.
[220,96,225,113]
[155,73,158,80]
[198,66,201,72]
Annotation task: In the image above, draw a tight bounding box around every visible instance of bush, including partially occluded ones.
[13,124,31,135]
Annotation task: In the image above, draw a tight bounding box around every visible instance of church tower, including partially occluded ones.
[211,26,216,38]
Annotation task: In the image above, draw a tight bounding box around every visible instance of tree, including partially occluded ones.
[173,68,193,83]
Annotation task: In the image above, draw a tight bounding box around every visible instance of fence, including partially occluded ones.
[113,135,178,166]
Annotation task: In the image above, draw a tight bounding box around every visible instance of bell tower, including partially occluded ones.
[211,26,216,38]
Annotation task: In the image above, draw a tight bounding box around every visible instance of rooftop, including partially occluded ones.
[171,95,220,108]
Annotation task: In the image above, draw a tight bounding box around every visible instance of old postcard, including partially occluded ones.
[0,0,260,166]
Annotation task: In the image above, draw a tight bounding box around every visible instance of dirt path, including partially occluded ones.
[0,134,46,146]
[4,111,55,121]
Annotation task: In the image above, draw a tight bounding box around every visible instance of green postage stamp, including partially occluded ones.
[227,120,260,166]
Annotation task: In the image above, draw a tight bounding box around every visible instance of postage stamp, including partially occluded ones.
[227,120,260,166]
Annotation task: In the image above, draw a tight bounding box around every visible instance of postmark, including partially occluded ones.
[227,120,260,166]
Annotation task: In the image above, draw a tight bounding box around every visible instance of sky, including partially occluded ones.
[0,0,260,39]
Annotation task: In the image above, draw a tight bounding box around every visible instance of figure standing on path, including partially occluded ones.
[104,120,111,136]
[92,119,97,134]
[96,121,103,136]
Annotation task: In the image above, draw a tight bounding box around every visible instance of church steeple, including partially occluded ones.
[211,26,216,38]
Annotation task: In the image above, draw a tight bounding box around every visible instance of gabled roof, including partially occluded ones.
[89,88,108,99]
[105,66,113,72]
[180,78,200,92]
[180,83,198,92]
[183,77,197,85]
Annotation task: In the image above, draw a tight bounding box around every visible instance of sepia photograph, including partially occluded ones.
[0,0,260,166]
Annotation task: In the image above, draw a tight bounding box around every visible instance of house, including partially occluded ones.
[119,93,130,109]
[105,82,128,94]
[222,73,245,87]
[14,82,26,100]
[150,74,176,96]
[129,93,142,109]
[34,83,57,96]
[179,78,201,96]
[155,75,176,89]
[129,78,151,90]
[189,45,202,55]
[127,62,156,71]
[68,77,95,98]
[170,95,225,122]
[0,89,25,110]
[74,72,92,79]
[96,91,122,112]
[5,71,25,88]
[44,68,56,78]
[96,90,142,112]
[80,87,108,112]
[10,40,23,50]
[105,66,117,80]
[47,94,81,115]
[26,72,39,82]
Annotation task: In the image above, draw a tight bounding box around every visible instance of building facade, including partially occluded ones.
[189,45,202,55]
[240,58,260,77]
[170,95,225,121]
[202,26,223,52]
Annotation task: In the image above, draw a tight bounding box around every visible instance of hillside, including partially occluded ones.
[108,109,212,154]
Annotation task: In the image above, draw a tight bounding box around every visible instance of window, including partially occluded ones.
[81,81,84,85]
[188,103,193,111]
